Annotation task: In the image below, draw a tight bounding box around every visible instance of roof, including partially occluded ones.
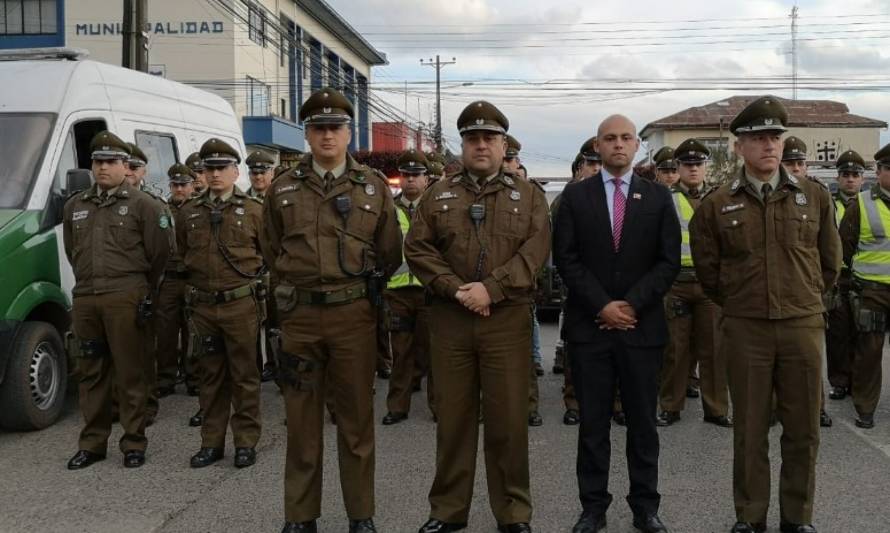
[640,96,887,138]
[297,0,387,66]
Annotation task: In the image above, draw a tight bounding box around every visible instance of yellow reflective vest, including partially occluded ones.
[851,191,890,284]
[834,197,846,227]
[387,204,423,289]
[672,191,695,268]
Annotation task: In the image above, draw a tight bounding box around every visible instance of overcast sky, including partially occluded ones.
[327,0,890,176]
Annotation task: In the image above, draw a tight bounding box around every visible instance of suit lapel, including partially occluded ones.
[584,175,613,251]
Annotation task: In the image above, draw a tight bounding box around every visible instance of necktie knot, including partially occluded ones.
[689,188,700,199]
[762,183,772,201]
[612,177,623,187]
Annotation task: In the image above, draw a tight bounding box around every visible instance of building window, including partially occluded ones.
[280,98,286,117]
[247,1,265,46]
[1,0,58,35]
[247,76,270,116]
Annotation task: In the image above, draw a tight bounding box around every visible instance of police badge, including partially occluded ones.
[365,184,376,196]
[795,193,807,206]
[118,206,129,216]
[510,190,521,201]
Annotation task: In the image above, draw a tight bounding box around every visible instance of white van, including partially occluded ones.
[0,47,249,430]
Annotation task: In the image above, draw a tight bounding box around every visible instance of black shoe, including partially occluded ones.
[633,514,668,533]
[828,386,848,400]
[612,411,626,426]
[349,519,377,533]
[188,408,204,427]
[534,363,544,376]
[731,523,766,533]
[186,385,199,397]
[563,409,580,425]
[686,385,700,398]
[855,412,875,429]
[376,368,391,379]
[123,450,145,468]
[704,415,733,427]
[820,410,833,428]
[190,447,224,468]
[156,385,175,398]
[67,450,106,470]
[780,523,817,533]
[498,523,531,533]
[528,411,543,426]
[382,412,408,425]
[656,411,681,427]
[572,512,606,533]
[261,366,276,382]
[281,521,318,533]
[234,447,256,468]
[418,518,467,532]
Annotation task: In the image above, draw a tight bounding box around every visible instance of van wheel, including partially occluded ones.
[0,322,68,430]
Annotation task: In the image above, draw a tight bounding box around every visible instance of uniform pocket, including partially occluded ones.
[109,215,141,249]
[719,218,749,256]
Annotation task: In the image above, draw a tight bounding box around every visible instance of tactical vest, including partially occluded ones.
[387,206,422,289]
[851,191,890,284]
[834,197,846,227]
[672,191,694,268]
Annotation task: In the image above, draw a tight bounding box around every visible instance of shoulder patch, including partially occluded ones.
[530,179,545,193]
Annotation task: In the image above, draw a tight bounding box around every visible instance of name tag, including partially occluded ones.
[434,192,458,201]
[276,184,298,194]
[72,210,89,221]
[721,203,745,214]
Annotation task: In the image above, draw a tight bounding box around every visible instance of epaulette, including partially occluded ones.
[529,178,545,193]
[805,175,829,190]
[247,196,263,206]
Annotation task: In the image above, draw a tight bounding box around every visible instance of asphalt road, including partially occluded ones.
[2,320,889,533]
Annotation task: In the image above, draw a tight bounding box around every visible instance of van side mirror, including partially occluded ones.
[65,169,93,194]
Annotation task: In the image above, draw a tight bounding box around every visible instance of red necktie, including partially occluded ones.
[612,178,626,251]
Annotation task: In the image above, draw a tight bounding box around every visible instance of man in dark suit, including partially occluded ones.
[553,115,680,533]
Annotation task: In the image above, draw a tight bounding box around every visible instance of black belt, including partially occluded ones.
[675,269,698,283]
[165,270,190,280]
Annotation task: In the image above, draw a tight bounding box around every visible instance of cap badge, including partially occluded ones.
[764,118,774,126]
[475,118,485,125]
[323,107,332,113]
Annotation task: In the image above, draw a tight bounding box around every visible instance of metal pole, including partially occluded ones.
[791,5,799,100]
[136,0,149,72]
[122,0,134,68]
[435,55,442,151]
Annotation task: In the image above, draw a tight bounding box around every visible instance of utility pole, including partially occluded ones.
[122,0,149,72]
[790,5,799,100]
[420,55,457,152]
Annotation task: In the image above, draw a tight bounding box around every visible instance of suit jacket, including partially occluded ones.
[553,173,681,347]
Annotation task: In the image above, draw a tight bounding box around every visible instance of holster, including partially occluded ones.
[277,350,318,391]
[665,297,692,319]
[387,312,415,332]
[856,307,887,333]
[77,339,110,359]
[274,284,298,314]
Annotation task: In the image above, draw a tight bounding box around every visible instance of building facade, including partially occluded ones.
[641,96,887,167]
[0,0,387,152]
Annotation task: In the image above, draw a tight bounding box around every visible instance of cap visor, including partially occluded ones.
[460,124,506,135]
[92,151,129,160]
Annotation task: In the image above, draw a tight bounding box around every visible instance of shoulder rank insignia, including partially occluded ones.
[435,191,459,201]
[365,184,376,196]
[721,203,745,214]
[118,206,129,216]
[503,175,515,186]
[795,193,807,206]
[510,190,521,201]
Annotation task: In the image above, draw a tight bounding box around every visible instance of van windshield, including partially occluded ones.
[0,113,55,209]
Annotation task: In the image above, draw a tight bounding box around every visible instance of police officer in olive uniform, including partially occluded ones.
[824,146,865,401]
[839,145,890,429]
[406,101,551,533]
[247,149,276,200]
[178,138,266,470]
[382,149,434,425]
[780,138,835,428]
[657,139,731,428]
[186,151,209,196]
[154,164,196,399]
[653,147,680,187]
[64,131,172,470]
[263,88,402,533]
[690,96,841,533]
